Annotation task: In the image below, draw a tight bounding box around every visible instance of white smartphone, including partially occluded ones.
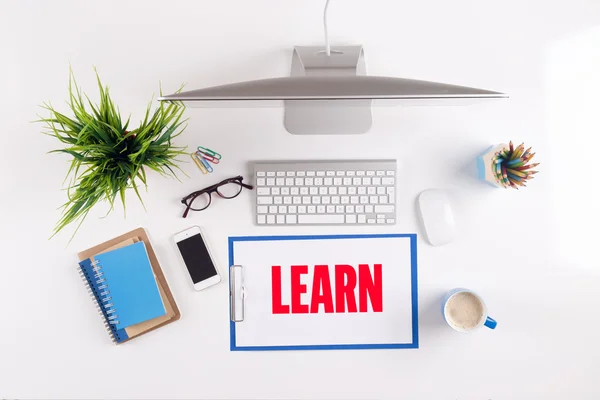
[173,226,221,291]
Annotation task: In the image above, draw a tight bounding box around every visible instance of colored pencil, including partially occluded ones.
[506,168,527,178]
[509,141,514,153]
[514,163,539,171]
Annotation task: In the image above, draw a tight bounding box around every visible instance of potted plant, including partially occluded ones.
[38,69,187,239]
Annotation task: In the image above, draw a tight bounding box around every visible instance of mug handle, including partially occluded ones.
[484,316,497,329]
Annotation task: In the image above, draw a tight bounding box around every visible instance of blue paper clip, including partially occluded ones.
[198,154,213,173]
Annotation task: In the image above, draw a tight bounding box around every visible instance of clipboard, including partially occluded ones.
[228,234,418,351]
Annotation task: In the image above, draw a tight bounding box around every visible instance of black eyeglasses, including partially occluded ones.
[181,175,254,218]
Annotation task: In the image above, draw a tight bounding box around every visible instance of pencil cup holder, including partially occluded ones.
[476,143,509,188]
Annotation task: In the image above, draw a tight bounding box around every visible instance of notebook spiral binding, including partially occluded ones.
[78,260,120,344]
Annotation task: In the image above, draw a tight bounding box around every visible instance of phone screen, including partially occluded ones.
[176,233,218,283]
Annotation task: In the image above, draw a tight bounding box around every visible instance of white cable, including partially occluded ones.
[324,0,331,56]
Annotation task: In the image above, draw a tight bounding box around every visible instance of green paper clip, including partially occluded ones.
[197,146,222,160]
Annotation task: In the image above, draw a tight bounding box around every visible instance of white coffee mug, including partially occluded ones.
[442,288,497,333]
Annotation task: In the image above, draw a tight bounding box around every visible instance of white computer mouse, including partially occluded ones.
[417,189,455,246]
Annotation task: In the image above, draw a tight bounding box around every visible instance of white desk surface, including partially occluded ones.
[1,0,600,399]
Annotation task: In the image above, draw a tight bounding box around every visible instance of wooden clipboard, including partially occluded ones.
[78,228,180,343]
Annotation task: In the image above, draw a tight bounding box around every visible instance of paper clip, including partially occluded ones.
[197,146,222,160]
[191,153,208,174]
[229,265,245,322]
[196,150,220,164]
[198,154,213,173]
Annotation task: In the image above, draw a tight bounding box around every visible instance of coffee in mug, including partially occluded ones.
[442,289,497,332]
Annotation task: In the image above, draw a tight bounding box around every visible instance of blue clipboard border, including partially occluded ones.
[228,233,418,351]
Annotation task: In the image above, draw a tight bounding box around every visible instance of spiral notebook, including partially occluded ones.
[80,234,171,343]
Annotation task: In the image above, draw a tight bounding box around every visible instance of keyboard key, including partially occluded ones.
[336,171,345,176]
[295,177,304,186]
[367,218,375,224]
[274,197,283,204]
[316,171,325,176]
[356,205,364,213]
[362,177,371,185]
[347,171,356,176]
[375,205,395,213]
[286,171,295,177]
[307,206,316,214]
[291,187,300,195]
[277,171,285,177]
[257,171,266,177]
[329,187,338,195]
[326,171,335,176]
[358,214,366,223]
[300,187,309,195]
[322,196,331,204]
[302,197,311,204]
[360,196,369,204]
[376,171,385,176]
[305,177,314,186]
[369,196,379,204]
[377,214,386,219]
[297,171,306,177]
[345,205,355,213]
[257,187,270,195]
[279,206,287,214]
[267,215,275,224]
[257,206,268,214]
[276,178,284,186]
[319,187,328,195]
[267,172,275,177]
[293,197,301,204]
[258,215,266,224]
[298,214,345,224]
[377,218,385,224]
[387,219,395,224]
[298,206,307,213]
[271,187,280,195]
[336,205,345,213]
[285,178,294,186]
[312,196,321,204]
[257,178,266,186]
[307,171,315,176]
[358,187,366,195]
[386,171,395,176]
[346,214,357,223]
[281,187,290,195]
[353,177,362,185]
[310,187,318,195]
[377,186,385,195]
[266,178,275,186]
[289,205,297,213]
[333,177,342,186]
[365,205,374,213]
[317,205,326,213]
[331,196,340,204]
[339,187,347,195]
[348,187,357,195]
[350,196,359,204]
[386,187,394,194]
[324,177,333,186]
[257,197,273,205]
[372,177,381,185]
[314,177,323,186]
[388,192,395,203]
[382,177,395,185]
[277,215,285,224]
[368,187,376,194]
[367,171,375,176]
[341,196,350,204]
[343,177,352,186]
[269,205,278,214]
[327,205,335,213]
[357,171,365,176]
[283,197,292,204]
[286,214,297,224]
[379,195,388,204]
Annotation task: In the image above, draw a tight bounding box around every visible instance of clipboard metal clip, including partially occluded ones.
[229,265,245,322]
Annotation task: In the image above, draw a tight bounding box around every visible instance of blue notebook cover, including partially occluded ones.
[80,241,166,332]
